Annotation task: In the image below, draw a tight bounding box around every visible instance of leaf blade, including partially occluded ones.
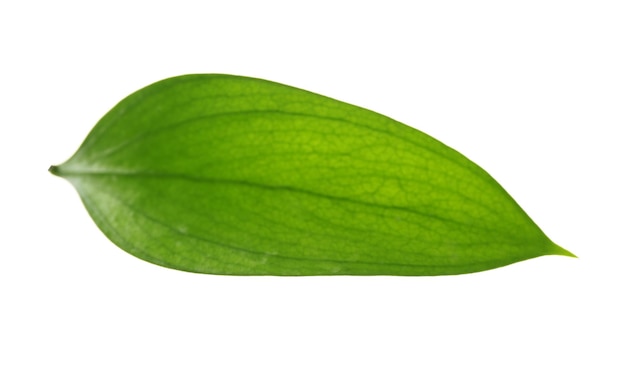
[51,74,574,275]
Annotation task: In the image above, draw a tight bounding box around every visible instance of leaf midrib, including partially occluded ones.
[57,167,525,239]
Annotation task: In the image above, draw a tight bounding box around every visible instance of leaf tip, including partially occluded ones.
[550,243,577,258]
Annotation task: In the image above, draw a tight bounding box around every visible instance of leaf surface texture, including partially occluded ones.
[50,75,573,275]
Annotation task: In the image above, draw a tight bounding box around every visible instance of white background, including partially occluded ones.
[2,1,624,375]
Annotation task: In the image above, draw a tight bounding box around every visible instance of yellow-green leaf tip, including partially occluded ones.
[551,243,577,258]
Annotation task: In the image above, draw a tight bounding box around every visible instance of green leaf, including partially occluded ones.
[50,74,574,275]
